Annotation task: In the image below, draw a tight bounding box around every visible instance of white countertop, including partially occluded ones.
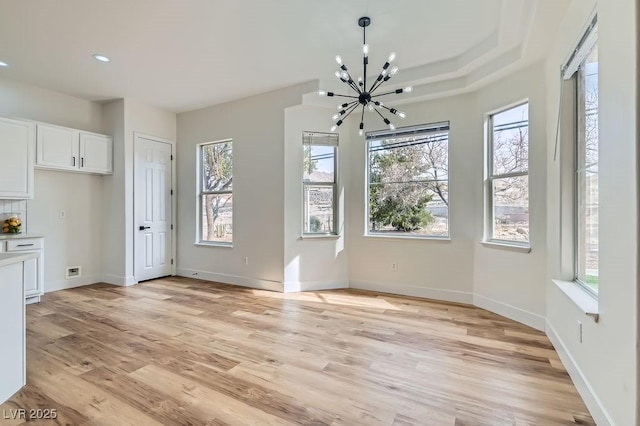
[0,252,38,268]
[0,233,43,240]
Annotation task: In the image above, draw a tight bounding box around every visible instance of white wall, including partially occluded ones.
[176,81,317,291]
[347,92,476,304]
[545,1,638,424]
[283,105,350,292]
[0,77,105,291]
[473,63,548,330]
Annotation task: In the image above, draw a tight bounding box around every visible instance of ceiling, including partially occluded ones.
[0,0,569,113]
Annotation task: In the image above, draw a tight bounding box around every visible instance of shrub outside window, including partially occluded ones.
[366,123,449,238]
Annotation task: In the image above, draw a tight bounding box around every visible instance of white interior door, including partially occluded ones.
[134,135,173,282]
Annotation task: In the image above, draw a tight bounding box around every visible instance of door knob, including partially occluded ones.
[139,226,151,231]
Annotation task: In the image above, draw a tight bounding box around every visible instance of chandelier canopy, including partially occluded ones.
[319,17,412,136]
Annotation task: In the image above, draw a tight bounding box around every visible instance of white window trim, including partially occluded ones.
[196,139,233,247]
[365,122,451,240]
[484,100,531,250]
[302,132,339,237]
[553,13,600,302]
[573,32,599,298]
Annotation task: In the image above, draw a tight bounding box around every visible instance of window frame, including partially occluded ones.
[485,101,530,248]
[365,122,450,240]
[302,132,339,237]
[573,42,599,297]
[196,139,233,247]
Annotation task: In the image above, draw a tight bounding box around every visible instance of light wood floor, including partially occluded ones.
[1,277,594,425]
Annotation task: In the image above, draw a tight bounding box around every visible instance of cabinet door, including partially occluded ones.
[23,256,39,297]
[0,262,25,404]
[0,117,35,199]
[80,132,113,174]
[36,124,80,171]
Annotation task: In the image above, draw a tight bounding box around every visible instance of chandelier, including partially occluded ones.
[318,17,412,136]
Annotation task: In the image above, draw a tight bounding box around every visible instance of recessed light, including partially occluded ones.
[0,61,8,67]
[93,54,110,63]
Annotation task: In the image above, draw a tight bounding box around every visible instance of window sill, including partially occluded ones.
[194,242,233,248]
[552,279,599,322]
[300,234,340,240]
[364,234,451,242]
[481,240,531,253]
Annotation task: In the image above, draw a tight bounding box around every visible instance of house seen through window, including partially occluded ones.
[303,132,338,235]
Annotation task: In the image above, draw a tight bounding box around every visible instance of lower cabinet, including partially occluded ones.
[3,237,44,303]
[23,256,39,298]
[0,261,26,404]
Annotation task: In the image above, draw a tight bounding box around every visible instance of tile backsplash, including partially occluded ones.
[0,200,27,232]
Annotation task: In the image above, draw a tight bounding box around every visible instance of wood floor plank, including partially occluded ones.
[2,277,595,425]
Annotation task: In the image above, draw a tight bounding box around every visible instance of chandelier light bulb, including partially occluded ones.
[363,44,369,57]
[359,129,364,136]
[397,111,407,119]
[318,90,327,96]
[340,71,349,80]
[389,123,395,130]
[335,71,342,79]
[330,125,338,132]
[389,66,399,76]
[335,55,343,66]
[388,52,396,62]
[368,103,374,111]
[404,86,413,93]
[332,113,340,120]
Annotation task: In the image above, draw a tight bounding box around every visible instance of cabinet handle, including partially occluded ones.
[72,156,76,166]
[16,244,34,247]
[81,157,84,167]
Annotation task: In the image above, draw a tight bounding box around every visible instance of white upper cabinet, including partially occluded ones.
[80,132,113,174]
[0,117,35,199]
[36,124,112,175]
[36,124,80,171]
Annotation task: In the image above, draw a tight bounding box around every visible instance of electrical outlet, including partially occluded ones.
[391,262,398,271]
[243,257,249,265]
[577,320,583,343]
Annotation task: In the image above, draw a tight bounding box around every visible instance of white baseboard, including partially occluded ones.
[545,320,612,425]
[283,279,349,293]
[473,294,545,331]
[44,274,103,293]
[176,268,283,292]
[102,274,137,287]
[350,280,473,304]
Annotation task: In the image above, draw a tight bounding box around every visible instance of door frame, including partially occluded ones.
[133,132,177,282]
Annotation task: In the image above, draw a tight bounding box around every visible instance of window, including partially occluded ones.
[558,16,599,295]
[486,103,529,244]
[366,123,449,238]
[303,132,338,235]
[198,140,233,245]
[575,38,599,294]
